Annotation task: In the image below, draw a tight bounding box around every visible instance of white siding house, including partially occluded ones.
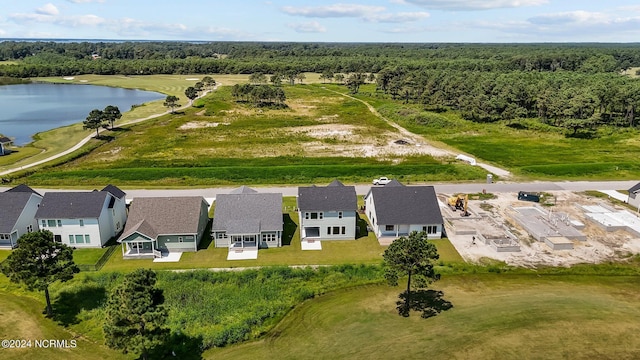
[365,180,443,240]
[0,185,42,248]
[297,180,357,241]
[35,185,127,248]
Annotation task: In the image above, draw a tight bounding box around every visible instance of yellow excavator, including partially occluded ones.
[447,194,470,217]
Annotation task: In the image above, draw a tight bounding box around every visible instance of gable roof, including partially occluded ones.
[36,191,110,219]
[119,197,207,241]
[101,184,126,199]
[212,193,282,234]
[5,184,42,197]
[230,186,258,194]
[630,182,640,194]
[298,183,357,212]
[0,137,11,144]
[368,183,443,225]
[327,179,345,187]
[0,192,34,233]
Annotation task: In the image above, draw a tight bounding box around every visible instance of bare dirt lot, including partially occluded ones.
[443,191,640,267]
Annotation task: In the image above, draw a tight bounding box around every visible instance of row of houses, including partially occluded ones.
[1,180,447,260]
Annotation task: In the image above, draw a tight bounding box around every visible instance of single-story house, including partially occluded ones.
[364,180,443,240]
[0,185,42,248]
[0,137,12,156]
[35,185,127,248]
[118,196,209,258]
[297,179,357,241]
[629,182,640,209]
[212,186,283,250]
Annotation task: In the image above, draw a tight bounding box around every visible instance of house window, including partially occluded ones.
[217,233,228,239]
[385,225,394,231]
[75,235,84,244]
[69,235,74,244]
[427,225,438,234]
[423,226,428,232]
[57,220,62,227]
[327,227,332,234]
[79,219,84,227]
[262,233,276,242]
[47,220,57,227]
[338,211,343,219]
[85,235,91,244]
[310,212,318,219]
[26,225,33,233]
[341,226,346,235]
[41,220,46,227]
[333,226,340,234]
[0,234,10,240]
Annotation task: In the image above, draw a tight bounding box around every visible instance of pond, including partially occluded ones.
[0,83,165,145]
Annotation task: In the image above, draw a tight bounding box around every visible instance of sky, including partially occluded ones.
[1,1,640,43]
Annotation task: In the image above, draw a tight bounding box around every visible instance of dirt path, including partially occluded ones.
[0,86,216,177]
[328,88,512,178]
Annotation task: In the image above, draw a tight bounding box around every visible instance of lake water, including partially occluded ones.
[0,83,165,145]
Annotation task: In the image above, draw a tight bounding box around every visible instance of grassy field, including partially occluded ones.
[359,87,640,180]
[207,274,640,360]
[0,74,250,175]
[18,82,488,186]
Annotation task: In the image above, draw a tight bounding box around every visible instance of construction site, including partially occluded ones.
[440,190,640,267]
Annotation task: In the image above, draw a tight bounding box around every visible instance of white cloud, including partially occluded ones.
[399,0,548,11]
[0,29,6,36]
[281,4,385,18]
[287,21,327,33]
[36,3,59,16]
[365,12,430,23]
[469,10,640,40]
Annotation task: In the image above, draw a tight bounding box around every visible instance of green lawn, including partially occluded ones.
[72,247,110,266]
[0,285,127,360]
[206,274,640,360]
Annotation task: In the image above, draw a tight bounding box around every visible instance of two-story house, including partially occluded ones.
[0,185,42,248]
[297,180,357,242]
[35,185,127,248]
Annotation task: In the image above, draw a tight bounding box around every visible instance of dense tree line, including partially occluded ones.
[374,67,640,130]
[231,84,286,106]
[2,41,640,78]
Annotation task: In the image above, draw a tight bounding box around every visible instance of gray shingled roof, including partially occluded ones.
[0,192,33,233]
[630,182,640,194]
[36,191,110,219]
[367,183,443,225]
[230,186,258,194]
[119,197,207,241]
[0,137,11,144]
[298,183,357,212]
[212,193,282,234]
[102,184,126,199]
[5,184,42,197]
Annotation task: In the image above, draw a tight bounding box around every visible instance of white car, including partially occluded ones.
[372,177,391,185]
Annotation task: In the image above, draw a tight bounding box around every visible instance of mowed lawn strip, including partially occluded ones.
[206,274,640,360]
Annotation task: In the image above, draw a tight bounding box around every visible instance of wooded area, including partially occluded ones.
[1,41,639,129]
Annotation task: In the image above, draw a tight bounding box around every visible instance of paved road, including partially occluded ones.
[3,180,636,198]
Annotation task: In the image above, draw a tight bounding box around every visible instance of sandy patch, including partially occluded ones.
[178,122,228,130]
[63,77,75,80]
[291,124,355,139]
[79,80,88,83]
[186,78,200,81]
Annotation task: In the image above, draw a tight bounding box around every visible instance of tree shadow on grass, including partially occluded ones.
[52,284,107,326]
[396,289,453,318]
[282,214,297,246]
[146,332,204,360]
